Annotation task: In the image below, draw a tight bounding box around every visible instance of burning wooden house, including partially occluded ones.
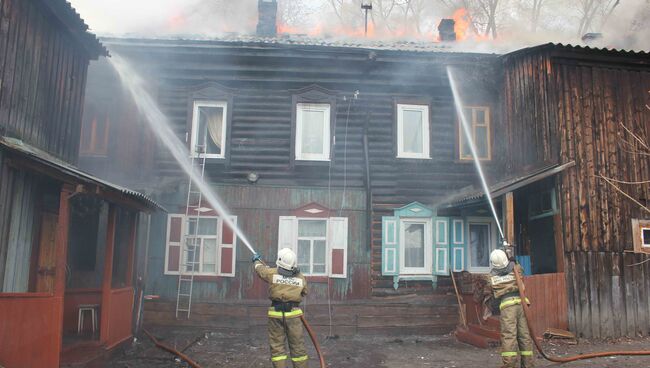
[0,1,161,367]
[77,0,649,349]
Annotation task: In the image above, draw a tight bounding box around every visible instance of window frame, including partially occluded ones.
[396,103,431,159]
[184,215,220,276]
[296,218,329,276]
[458,106,492,161]
[295,103,331,162]
[398,218,432,275]
[190,100,228,159]
[466,217,498,273]
[632,219,650,254]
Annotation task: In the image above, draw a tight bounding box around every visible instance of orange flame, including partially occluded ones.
[452,8,470,41]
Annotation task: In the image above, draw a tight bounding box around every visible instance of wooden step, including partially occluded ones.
[469,323,501,341]
[455,327,500,349]
[485,316,500,329]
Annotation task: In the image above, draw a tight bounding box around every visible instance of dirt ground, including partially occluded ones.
[104,327,650,368]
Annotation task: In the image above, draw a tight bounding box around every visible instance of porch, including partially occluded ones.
[0,138,159,368]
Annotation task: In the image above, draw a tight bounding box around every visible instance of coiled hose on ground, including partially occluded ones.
[513,266,650,363]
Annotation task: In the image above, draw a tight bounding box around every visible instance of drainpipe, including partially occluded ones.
[363,111,372,250]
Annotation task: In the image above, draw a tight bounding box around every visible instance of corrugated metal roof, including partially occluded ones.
[43,0,108,58]
[502,42,649,59]
[0,137,162,211]
[441,161,576,208]
[101,34,499,55]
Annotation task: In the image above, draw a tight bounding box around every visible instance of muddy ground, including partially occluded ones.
[104,327,650,368]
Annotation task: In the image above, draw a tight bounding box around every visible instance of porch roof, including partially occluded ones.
[0,137,163,212]
[439,161,575,208]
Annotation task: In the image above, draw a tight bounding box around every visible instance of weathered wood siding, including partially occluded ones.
[504,46,650,338]
[147,185,369,302]
[0,0,93,163]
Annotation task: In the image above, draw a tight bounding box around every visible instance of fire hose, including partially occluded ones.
[512,266,650,362]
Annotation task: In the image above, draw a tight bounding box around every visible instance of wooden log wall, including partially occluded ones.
[0,0,90,163]
[503,46,650,338]
[96,39,502,297]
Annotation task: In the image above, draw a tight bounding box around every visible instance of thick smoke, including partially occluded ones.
[70,0,649,52]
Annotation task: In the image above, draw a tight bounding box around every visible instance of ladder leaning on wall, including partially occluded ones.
[175,138,208,319]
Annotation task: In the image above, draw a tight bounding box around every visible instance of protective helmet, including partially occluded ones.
[490,249,509,270]
[277,248,297,271]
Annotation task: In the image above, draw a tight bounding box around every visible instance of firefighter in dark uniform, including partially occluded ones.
[253,248,309,368]
[488,249,535,368]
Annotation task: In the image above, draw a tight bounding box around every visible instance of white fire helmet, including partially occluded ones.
[276,248,297,271]
[490,249,509,270]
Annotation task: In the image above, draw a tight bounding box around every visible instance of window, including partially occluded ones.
[397,104,430,159]
[632,219,650,254]
[295,103,330,161]
[467,218,497,272]
[297,219,327,275]
[399,219,432,275]
[459,106,491,161]
[278,205,348,278]
[165,214,237,277]
[190,101,227,158]
[528,188,557,220]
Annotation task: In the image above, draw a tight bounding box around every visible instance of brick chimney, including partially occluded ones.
[256,0,277,37]
[438,19,456,42]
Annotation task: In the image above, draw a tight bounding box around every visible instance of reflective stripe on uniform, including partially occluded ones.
[499,297,531,310]
[501,352,518,357]
[271,355,288,361]
[520,351,533,356]
[268,308,303,318]
[291,355,308,362]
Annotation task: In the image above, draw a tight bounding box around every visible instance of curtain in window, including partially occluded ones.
[301,110,325,154]
[470,224,490,268]
[402,110,423,154]
[206,108,223,152]
[404,223,425,268]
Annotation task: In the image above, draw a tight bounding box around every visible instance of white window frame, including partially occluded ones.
[467,217,498,273]
[399,218,432,275]
[296,218,329,276]
[184,215,220,276]
[459,106,491,161]
[397,104,430,159]
[295,103,331,161]
[190,100,228,159]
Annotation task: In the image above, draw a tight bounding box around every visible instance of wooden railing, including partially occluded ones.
[106,287,134,348]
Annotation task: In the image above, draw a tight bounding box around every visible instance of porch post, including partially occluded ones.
[100,205,117,344]
[504,192,515,244]
[53,185,72,365]
[125,215,137,287]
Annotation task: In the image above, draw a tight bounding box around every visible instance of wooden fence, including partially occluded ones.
[524,272,569,336]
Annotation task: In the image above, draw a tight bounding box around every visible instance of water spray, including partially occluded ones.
[447,67,505,240]
[109,53,258,256]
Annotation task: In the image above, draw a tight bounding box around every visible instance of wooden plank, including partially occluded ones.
[611,252,625,337]
[588,251,600,337]
[100,205,117,344]
[597,252,613,337]
[505,191,514,243]
[0,0,22,133]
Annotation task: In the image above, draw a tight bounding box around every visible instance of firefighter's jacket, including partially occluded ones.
[488,262,524,299]
[254,261,308,305]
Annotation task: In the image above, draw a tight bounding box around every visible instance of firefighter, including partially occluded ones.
[488,249,535,368]
[252,248,309,368]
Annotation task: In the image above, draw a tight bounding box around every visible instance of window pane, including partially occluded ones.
[298,220,327,237]
[203,239,217,271]
[470,224,490,268]
[642,229,650,247]
[185,238,200,272]
[188,218,218,236]
[404,223,425,268]
[460,132,472,158]
[313,240,326,274]
[476,109,486,125]
[475,126,489,158]
[402,110,423,154]
[297,240,310,272]
[300,109,326,155]
[197,105,224,155]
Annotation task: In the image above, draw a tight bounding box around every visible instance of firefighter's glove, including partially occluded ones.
[252,253,262,262]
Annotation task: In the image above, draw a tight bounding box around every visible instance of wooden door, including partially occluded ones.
[35,213,58,292]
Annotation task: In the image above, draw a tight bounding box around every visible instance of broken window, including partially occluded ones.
[397,104,430,159]
[190,101,227,158]
[295,103,330,161]
[459,106,491,161]
[165,214,236,277]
